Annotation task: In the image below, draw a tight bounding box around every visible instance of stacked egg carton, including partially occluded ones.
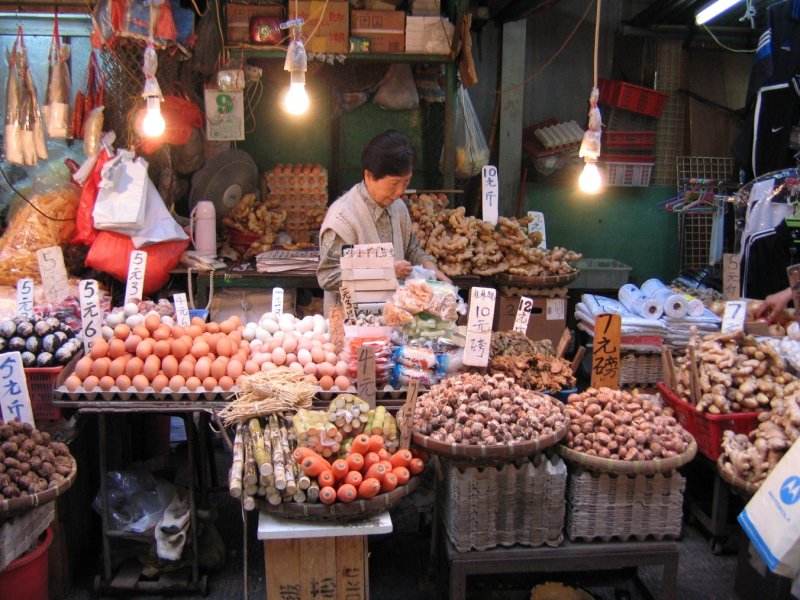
[437,453,567,552]
[533,120,584,151]
[262,163,329,244]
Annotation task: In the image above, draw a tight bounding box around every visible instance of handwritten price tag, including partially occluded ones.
[272,287,284,317]
[125,250,148,304]
[16,279,33,318]
[464,287,496,367]
[36,246,70,303]
[339,285,357,323]
[527,211,547,248]
[328,306,345,354]
[173,293,191,326]
[513,296,533,334]
[591,313,621,389]
[79,280,103,354]
[356,345,377,408]
[721,300,747,334]
[0,352,34,425]
[481,165,499,226]
[723,253,741,300]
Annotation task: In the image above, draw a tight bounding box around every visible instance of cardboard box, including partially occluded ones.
[296,1,350,54]
[405,16,453,54]
[494,295,567,349]
[351,10,405,53]
[225,3,284,44]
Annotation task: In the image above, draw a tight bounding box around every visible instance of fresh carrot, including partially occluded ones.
[345,452,365,473]
[291,446,317,463]
[357,478,381,499]
[408,457,425,475]
[363,451,381,471]
[331,459,349,481]
[377,448,391,460]
[344,470,363,488]
[337,483,357,503]
[379,460,393,474]
[319,486,337,504]
[380,472,398,493]
[367,434,385,454]
[350,434,371,455]
[389,449,413,468]
[364,462,387,481]
[410,447,430,462]
[317,469,335,488]
[302,454,332,477]
[392,466,410,485]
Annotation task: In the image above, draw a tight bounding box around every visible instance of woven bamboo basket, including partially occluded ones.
[620,351,664,386]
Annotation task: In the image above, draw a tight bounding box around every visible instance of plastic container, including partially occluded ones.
[598,79,669,118]
[189,201,217,258]
[0,527,52,600]
[603,161,654,187]
[567,259,632,289]
[24,367,63,420]
[657,382,761,461]
[226,227,260,254]
[603,130,656,150]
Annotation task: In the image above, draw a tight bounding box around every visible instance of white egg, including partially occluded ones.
[126,314,144,328]
[146,310,160,320]
[788,321,800,341]
[273,330,285,340]
[249,339,263,352]
[322,333,331,343]
[297,348,312,366]
[160,315,175,327]
[312,321,326,335]
[242,326,257,341]
[105,312,124,327]
[123,302,140,317]
[302,330,315,339]
[101,325,115,341]
[262,319,279,335]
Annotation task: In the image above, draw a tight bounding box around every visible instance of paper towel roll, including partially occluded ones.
[683,294,706,317]
[618,284,663,320]
[652,288,689,318]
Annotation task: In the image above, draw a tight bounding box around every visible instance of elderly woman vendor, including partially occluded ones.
[317,130,450,314]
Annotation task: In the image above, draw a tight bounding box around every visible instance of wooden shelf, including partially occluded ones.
[226,46,452,63]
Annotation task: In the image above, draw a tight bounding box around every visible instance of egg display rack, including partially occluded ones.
[262,163,329,243]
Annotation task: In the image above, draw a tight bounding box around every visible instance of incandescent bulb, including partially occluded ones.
[142,97,165,137]
[284,82,309,115]
[578,161,602,194]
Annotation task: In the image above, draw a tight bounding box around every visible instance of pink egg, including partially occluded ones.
[322,342,336,353]
[335,360,349,377]
[303,362,317,376]
[267,338,282,352]
[325,351,338,365]
[297,348,313,366]
[261,362,277,371]
[289,362,304,374]
[285,352,297,365]
[310,347,326,364]
[272,346,287,366]
[253,352,270,365]
[311,338,323,347]
[317,362,335,378]
[312,333,326,343]
[282,335,298,354]
[298,338,313,351]
[245,360,260,374]
[334,375,350,390]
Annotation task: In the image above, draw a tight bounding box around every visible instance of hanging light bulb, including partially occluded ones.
[578,87,603,194]
[579,160,602,194]
[282,20,309,116]
[142,96,165,137]
[140,44,165,138]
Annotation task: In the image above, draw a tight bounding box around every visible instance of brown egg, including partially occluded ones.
[195,357,212,380]
[169,375,186,391]
[115,375,132,391]
[206,321,220,334]
[325,352,338,365]
[124,357,144,379]
[204,333,218,354]
[89,339,109,359]
[185,376,202,391]
[218,375,234,391]
[74,356,94,379]
[143,355,161,381]
[202,376,218,390]
[144,313,161,332]
[65,375,82,392]
[227,359,243,379]
[108,356,128,379]
[235,375,245,387]
[178,359,195,380]
[317,362,335,378]
[151,373,169,392]
[216,337,233,358]
[153,324,171,341]
[132,324,151,339]
[191,316,206,328]
[282,335,298,354]
[91,357,110,378]
[82,375,100,390]
[135,338,155,361]
[244,360,260,375]
[272,347,287,366]
[334,375,350,390]
[171,325,187,339]
[228,330,242,346]
[108,338,126,359]
[124,334,143,355]
[233,352,248,365]
[187,325,204,339]
[191,339,210,359]
[154,339,171,358]
[99,376,115,391]
[318,375,334,390]
[171,339,189,360]
[229,315,242,328]
[310,347,325,364]
[303,362,317,377]
[161,355,179,378]
[210,358,227,380]
[114,324,131,340]
[219,319,235,334]
[132,374,150,391]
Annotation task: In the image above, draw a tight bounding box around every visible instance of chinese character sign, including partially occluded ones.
[339,286,356,322]
[513,296,533,334]
[481,165,499,226]
[272,287,284,317]
[356,345,376,408]
[36,246,70,303]
[723,253,740,300]
[125,250,148,305]
[0,352,34,425]
[173,293,191,326]
[591,313,621,389]
[526,211,547,249]
[464,287,496,367]
[79,280,103,354]
[721,300,747,334]
[16,278,33,318]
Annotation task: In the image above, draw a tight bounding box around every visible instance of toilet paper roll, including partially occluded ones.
[683,294,706,317]
[652,287,689,318]
[618,283,664,320]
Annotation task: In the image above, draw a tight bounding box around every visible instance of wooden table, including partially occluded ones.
[443,535,680,600]
[257,511,392,600]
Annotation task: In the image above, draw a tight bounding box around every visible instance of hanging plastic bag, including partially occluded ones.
[373,64,419,111]
[72,134,116,246]
[5,36,22,164]
[130,179,189,248]
[6,26,48,166]
[83,106,105,157]
[93,149,148,232]
[44,13,71,139]
[441,85,488,179]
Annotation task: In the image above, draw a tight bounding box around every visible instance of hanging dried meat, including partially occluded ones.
[44,14,71,139]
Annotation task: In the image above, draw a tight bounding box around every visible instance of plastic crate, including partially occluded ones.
[598,79,669,118]
[603,161,654,187]
[605,107,657,132]
[568,258,632,289]
[603,130,656,150]
[25,366,63,420]
[657,382,760,461]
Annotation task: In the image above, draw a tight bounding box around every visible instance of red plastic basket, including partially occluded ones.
[25,367,63,421]
[226,227,261,254]
[657,382,760,461]
[603,130,656,150]
[599,79,669,118]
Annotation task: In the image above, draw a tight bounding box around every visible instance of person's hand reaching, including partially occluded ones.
[394,260,413,280]
[754,288,793,323]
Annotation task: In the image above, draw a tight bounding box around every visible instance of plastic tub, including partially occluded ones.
[0,526,52,600]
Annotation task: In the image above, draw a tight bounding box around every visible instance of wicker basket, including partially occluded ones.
[0,457,77,520]
[437,453,567,552]
[620,351,664,386]
[565,468,685,542]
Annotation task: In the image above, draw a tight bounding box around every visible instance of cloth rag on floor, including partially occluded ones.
[155,487,190,561]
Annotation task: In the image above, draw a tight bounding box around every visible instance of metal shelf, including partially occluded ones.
[229,47,453,64]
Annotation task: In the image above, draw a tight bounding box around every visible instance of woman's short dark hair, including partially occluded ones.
[361,130,416,179]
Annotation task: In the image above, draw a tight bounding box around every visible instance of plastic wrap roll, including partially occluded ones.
[618,284,663,320]
[641,278,689,318]
[682,294,705,317]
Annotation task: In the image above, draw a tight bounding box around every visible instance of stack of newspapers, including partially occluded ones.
[255,249,319,275]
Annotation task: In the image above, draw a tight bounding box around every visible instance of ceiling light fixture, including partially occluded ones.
[578,0,603,195]
[281,18,309,115]
[695,0,745,25]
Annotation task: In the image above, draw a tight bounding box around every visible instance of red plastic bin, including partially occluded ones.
[599,79,669,118]
[657,382,761,461]
[25,367,63,421]
[603,130,656,150]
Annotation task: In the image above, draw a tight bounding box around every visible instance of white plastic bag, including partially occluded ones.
[93,149,148,231]
[441,86,489,179]
[131,178,189,248]
[373,64,419,111]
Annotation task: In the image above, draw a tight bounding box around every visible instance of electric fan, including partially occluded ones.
[189,148,259,225]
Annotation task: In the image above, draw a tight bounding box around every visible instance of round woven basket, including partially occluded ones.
[494,269,580,288]
[556,434,697,475]
[257,476,419,521]
[0,457,77,520]
[411,421,567,460]
[716,456,760,497]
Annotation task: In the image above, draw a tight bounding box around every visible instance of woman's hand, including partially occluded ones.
[755,287,793,322]
[394,260,413,280]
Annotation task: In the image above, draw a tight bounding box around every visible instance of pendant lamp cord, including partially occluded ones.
[593,0,600,89]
